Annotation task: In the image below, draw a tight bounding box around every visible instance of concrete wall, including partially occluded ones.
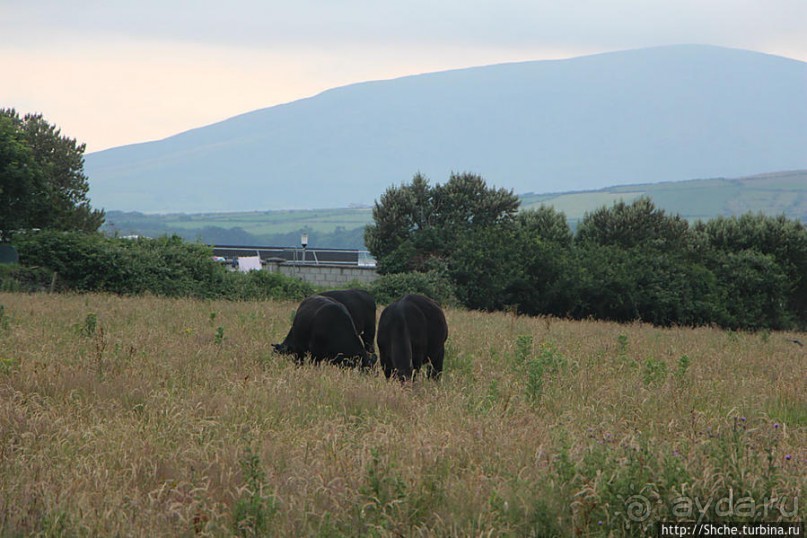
[268,262,379,287]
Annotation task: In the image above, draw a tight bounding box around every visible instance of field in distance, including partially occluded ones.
[1,292,803,535]
[105,207,373,237]
[102,170,807,248]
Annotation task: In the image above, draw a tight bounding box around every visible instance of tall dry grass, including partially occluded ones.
[0,292,803,536]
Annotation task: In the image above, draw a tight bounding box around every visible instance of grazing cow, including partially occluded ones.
[377,294,448,381]
[273,295,375,368]
[319,289,377,354]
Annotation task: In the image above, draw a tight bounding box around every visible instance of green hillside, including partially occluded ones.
[521,170,807,223]
[103,170,807,247]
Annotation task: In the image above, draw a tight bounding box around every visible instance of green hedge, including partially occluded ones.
[10,231,314,301]
[8,224,805,331]
[367,270,457,306]
[0,264,54,292]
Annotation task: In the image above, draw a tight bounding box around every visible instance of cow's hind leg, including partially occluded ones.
[426,344,445,379]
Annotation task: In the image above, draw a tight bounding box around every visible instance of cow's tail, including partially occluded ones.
[395,325,414,381]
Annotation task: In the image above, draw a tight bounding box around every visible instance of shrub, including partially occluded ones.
[707,249,793,330]
[0,264,54,292]
[222,269,315,302]
[368,270,456,305]
[11,230,314,301]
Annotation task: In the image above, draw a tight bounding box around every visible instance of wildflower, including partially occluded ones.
[774,423,780,429]
[785,454,792,461]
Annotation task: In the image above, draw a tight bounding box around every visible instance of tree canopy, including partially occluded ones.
[575,196,691,251]
[364,172,520,274]
[0,109,104,241]
[366,176,807,330]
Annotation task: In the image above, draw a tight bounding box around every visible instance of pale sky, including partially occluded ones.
[2,0,806,153]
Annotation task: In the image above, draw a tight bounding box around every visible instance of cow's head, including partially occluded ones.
[332,350,377,370]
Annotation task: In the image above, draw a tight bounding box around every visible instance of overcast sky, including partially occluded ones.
[2,0,806,152]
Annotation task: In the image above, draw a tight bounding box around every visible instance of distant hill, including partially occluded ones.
[103,170,807,248]
[86,45,807,213]
[522,169,807,224]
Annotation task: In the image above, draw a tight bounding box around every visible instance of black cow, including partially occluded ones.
[273,295,375,368]
[377,294,448,381]
[319,289,376,354]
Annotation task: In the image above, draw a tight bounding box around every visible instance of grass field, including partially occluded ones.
[0,292,804,536]
[164,209,374,236]
[107,208,374,237]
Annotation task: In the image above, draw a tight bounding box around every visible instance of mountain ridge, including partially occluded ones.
[86,44,807,213]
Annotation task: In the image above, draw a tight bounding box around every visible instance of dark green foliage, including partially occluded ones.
[0,264,53,292]
[366,173,806,330]
[517,206,574,247]
[15,231,222,296]
[696,214,807,326]
[222,269,315,301]
[509,336,567,403]
[564,202,804,329]
[11,230,314,301]
[368,270,456,306]
[0,109,104,240]
[510,232,578,317]
[708,249,792,330]
[365,173,432,269]
[576,196,691,251]
[447,223,526,311]
[0,114,40,241]
[447,216,575,314]
[366,173,571,313]
[365,172,520,274]
[570,245,722,326]
[642,357,668,386]
[8,169,804,331]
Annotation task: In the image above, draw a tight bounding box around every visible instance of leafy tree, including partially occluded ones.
[0,109,104,240]
[364,173,432,269]
[365,172,519,273]
[568,244,722,326]
[504,206,576,316]
[517,205,574,247]
[13,231,314,300]
[447,222,526,311]
[430,172,520,229]
[695,213,807,327]
[575,196,691,252]
[708,249,792,330]
[0,114,39,241]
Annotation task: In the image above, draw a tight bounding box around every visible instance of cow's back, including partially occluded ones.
[400,294,448,346]
[319,289,377,352]
[378,293,451,380]
[281,296,336,356]
[378,299,428,380]
[279,295,367,365]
